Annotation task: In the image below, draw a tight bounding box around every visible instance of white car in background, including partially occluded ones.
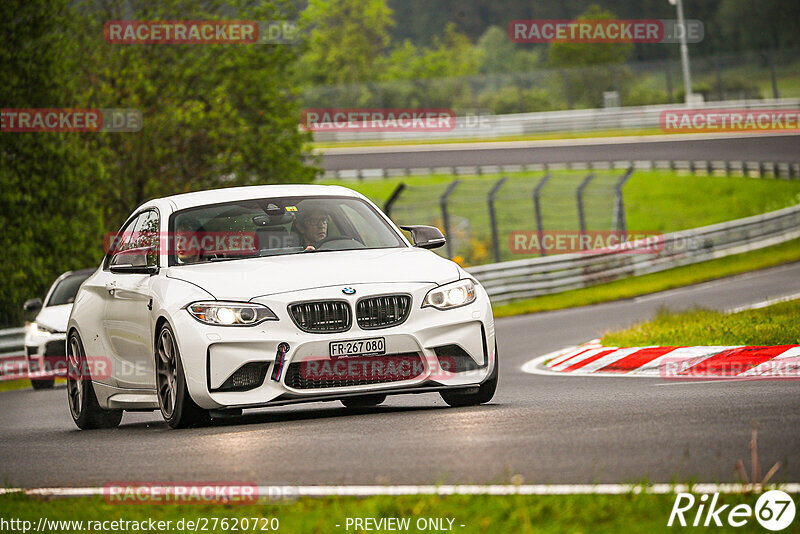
[23,269,94,390]
[67,185,498,429]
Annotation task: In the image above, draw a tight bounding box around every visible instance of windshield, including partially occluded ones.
[168,196,406,266]
[46,272,92,307]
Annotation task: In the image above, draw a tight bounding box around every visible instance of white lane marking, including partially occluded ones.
[1,483,798,497]
[726,292,800,314]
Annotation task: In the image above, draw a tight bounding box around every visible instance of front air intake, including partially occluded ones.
[288,301,352,333]
[217,362,269,392]
[356,295,411,330]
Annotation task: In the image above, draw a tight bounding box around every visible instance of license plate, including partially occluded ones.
[329,337,385,358]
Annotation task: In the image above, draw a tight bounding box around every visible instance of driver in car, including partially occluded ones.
[295,208,329,250]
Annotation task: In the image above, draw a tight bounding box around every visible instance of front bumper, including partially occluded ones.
[171,281,496,410]
[24,332,67,380]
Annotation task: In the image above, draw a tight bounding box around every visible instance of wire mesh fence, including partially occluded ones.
[384,168,634,266]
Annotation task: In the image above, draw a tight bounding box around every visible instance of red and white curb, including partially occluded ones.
[522,340,800,379]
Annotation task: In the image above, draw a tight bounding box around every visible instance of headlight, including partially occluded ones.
[422,279,476,310]
[26,322,58,336]
[187,302,278,326]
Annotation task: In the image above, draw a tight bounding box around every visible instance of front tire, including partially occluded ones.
[67,333,122,430]
[156,323,210,429]
[341,394,387,408]
[440,344,498,407]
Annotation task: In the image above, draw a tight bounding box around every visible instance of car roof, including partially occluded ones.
[140,184,362,212]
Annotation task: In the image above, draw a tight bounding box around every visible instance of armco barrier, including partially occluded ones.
[312,98,800,143]
[0,327,26,377]
[467,204,800,303]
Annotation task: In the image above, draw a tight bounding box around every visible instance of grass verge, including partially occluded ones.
[492,238,800,318]
[602,299,800,347]
[0,492,790,533]
[0,378,64,393]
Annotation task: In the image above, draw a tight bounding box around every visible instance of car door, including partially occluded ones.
[103,209,160,390]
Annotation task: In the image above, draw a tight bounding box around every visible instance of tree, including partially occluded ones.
[476,25,540,74]
[0,0,106,326]
[299,0,394,86]
[74,0,318,227]
[547,5,633,108]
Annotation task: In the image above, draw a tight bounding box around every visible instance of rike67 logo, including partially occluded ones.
[668,491,796,530]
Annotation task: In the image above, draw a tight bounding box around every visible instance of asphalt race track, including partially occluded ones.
[319,133,800,171]
[1,262,799,489]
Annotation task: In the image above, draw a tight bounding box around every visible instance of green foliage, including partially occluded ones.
[476,26,540,75]
[0,0,320,326]
[300,0,394,85]
[547,6,633,69]
[546,5,634,108]
[0,0,106,326]
[76,0,318,226]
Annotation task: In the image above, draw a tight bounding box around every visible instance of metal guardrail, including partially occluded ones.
[313,98,800,143]
[0,327,26,377]
[323,159,800,181]
[467,203,800,303]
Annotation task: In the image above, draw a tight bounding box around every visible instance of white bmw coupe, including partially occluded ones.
[67,185,497,429]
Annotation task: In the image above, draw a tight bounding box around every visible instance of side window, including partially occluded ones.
[108,210,160,268]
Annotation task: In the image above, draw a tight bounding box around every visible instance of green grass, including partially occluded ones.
[492,238,800,318]
[602,299,800,347]
[2,491,795,533]
[0,379,32,392]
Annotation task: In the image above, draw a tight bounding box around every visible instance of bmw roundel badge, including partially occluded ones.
[342,287,356,295]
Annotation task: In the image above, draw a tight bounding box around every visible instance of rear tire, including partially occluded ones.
[440,343,498,407]
[156,323,210,429]
[341,394,387,408]
[67,333,122,430]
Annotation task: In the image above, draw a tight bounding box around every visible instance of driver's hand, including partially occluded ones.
[304,246,315,251]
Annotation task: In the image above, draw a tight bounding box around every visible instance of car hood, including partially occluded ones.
[35,304,73,333]
[165,247,460,300]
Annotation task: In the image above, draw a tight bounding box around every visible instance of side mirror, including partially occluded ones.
[110,246,158,274]
[23,298,43,313]
[400,225,446,250]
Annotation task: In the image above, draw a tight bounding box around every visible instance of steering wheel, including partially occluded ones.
[314,236,365,250]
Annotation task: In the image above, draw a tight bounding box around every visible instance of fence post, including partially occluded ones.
[613,167,634,234]
[488,177,508,263]
[383,183,406,218]
[533,173,551,257]
[439,179,460,259]
[576,173,595,250]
